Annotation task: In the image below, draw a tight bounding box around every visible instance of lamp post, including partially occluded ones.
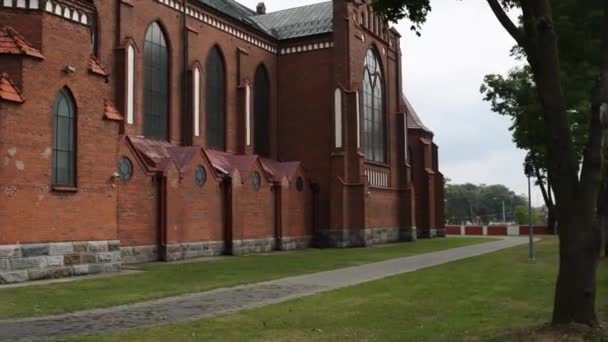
[493,197,506,223]
[524,161,535,261]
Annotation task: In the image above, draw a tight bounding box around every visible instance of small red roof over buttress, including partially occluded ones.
[89,55,109,77]
[0,73,25,103]
[103,100,124,121]
[0,26,44,59]
[260,158,302,182]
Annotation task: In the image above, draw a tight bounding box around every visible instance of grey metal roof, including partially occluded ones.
[196,0,271,34]
[251,1,333,40]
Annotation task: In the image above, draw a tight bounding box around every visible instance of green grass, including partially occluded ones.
[76,238,608,342]
[0,237,491,319]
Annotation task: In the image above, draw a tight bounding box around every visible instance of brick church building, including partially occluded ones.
[0,0,444,283]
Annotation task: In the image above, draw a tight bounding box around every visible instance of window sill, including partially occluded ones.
[52,186,78,193]
[364,160,390,169]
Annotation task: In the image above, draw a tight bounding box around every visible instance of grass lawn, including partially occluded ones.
[76,238,608,342]
[0,237,492,319]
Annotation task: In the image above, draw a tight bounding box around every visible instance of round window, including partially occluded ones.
[296,177,304,192]
[118,157,133,182]
[252,171,261,192]
[195,165,207,187]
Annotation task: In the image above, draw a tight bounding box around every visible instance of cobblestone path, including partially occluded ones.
[0,237,529,341]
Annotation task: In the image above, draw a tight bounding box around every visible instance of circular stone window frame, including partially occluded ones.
[118,156,133,182]
[195,165,207,188]
[252,171,262,192]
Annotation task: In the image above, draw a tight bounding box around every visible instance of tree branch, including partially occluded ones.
[486,0,526,47]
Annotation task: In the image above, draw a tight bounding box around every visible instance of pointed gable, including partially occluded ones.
[0,73,25,103]
[0,26,44,59]
[260,158,303,183]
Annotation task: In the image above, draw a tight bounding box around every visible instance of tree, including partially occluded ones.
[368,0,608,325]
[479,0,601,236]
[444,181,526,224]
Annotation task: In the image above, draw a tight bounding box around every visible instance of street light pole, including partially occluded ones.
[524,161,535,261]
[502,200,506,223]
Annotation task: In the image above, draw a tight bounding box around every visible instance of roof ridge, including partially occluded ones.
[254,1,332,17]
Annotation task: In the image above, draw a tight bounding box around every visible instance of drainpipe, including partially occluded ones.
[273,181,283,251]
[223,176,233,255]
[181,0,191,146]
[159,175,169,261]
[311,182,320,248]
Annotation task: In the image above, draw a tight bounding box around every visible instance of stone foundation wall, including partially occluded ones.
[279,236,313,251]
[319,227,417,248]
[121,246,160,264]
[164,241,225,262]
[232,238,276,256]
[0,241,121,284]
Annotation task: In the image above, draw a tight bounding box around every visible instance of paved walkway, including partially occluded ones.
[0,237,529,341]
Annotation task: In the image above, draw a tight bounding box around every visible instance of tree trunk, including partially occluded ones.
[601,218,608,258]
[547,207,557,234]
[553,217,602,324]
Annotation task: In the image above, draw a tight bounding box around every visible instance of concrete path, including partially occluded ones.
[0,237,529,341]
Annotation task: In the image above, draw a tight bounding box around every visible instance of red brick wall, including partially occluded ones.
[519,225,549,235]
[280,174,313,239]
[231,165,274,241]
[365,189,402,228]
[0,13,119,245]
[117,146,159,247]
[277,47,333,230]
[165,156,224,244]
[487,226,508,236]
[465,226,483,236]
[445,226,461,235]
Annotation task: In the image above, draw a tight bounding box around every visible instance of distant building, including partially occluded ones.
[0,0,443,283]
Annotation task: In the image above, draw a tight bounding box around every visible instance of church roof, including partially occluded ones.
[250,2,333,40]
[0,26,44,59]
[260,158,302,182]
[197,0,333,40]
[403,94,433,134]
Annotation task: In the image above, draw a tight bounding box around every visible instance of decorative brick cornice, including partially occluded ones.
[0,0,91,27]
[280,42,334,55]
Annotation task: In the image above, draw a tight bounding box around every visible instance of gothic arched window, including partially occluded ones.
[206,47,226,150]
[53,89,77,187]
[362,49,385,163]
[254,65,270,157]
[143,22,169,140]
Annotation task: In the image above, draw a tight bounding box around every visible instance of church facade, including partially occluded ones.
[0,0,444,283]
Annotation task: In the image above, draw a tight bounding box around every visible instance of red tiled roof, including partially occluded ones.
[103,100,124,121]
[0,73,25,103]
[0,26,44,59]
[128,136,175,173]
[89,55,108,77]
[166,147,200,173]
[402,94,432,134]
[260,158,302,182]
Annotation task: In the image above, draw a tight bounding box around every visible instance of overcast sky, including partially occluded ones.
[239,0,543,205]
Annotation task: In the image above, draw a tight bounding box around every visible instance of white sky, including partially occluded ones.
[239,0,543,205]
